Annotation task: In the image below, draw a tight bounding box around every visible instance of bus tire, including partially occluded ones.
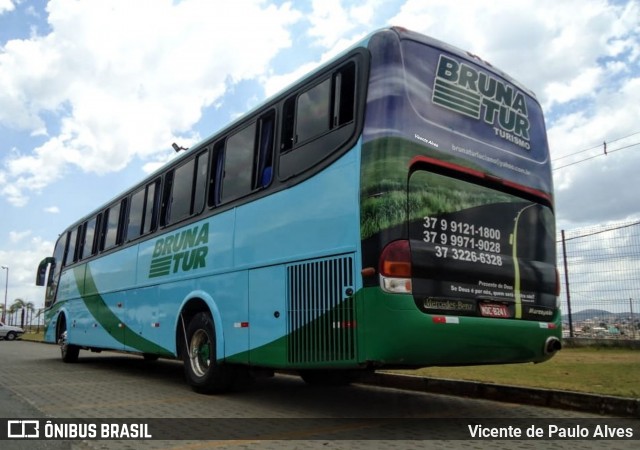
[58,319,79,363]
[183,312,232,394]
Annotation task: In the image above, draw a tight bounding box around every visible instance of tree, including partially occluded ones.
[35,307,45,333]
[10,299,27,328]
[22,301,35,331]
[8,303,19,326]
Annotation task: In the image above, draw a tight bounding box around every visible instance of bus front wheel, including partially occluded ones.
[183,312,232,394]
[58,318,79,363]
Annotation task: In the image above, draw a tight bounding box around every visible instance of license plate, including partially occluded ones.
[479,303,510,318]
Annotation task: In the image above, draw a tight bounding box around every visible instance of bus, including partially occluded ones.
[36,27,561,393]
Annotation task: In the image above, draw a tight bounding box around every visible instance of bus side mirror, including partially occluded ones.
[36,257,55,286]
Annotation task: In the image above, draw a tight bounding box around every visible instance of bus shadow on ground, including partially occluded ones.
[55,352,187,385]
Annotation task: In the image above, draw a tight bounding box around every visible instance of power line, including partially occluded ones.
[552,142,602,162]
[608,141,640,155]
[552,140,640,171]
[552,131,640,162]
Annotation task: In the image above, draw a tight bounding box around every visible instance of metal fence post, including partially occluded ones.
[561,230,574,337]
[631,298,637,340]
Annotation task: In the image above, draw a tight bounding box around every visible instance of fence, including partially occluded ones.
[559,220,640,340]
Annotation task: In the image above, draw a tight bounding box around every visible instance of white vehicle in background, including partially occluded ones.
[0,322,25,341]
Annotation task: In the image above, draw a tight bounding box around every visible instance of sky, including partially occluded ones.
[0,0,639,311]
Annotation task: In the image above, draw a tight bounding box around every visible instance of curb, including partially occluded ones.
[359,372,640,418]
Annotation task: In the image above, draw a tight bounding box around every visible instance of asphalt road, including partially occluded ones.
[0,340,636,449]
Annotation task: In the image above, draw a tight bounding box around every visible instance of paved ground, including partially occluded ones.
[0,340,636,449]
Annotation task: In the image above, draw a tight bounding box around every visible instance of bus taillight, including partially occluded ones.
[379,240,412,294]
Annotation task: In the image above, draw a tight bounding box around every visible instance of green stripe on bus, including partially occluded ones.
[73,266,173,356]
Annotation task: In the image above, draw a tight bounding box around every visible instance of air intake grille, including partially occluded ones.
[287,254,356,364]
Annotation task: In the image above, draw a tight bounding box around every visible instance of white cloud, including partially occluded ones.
[544,67,603,109]
[44,206,60,214]
[0,235,53,308]
[262,61,320,98]
[389,0,638,109]
[9,230,31,243]
[0,0,15,15]
[263,0,380,99]
[550,76,640,227]
[307,0,379,49]
[0,0,302,205]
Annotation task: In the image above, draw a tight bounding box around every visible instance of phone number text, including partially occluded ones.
[423,217,501,240]
[423,232,502,253]
[434,246,504,266]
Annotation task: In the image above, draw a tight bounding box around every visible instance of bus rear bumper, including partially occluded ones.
[357,288,562,368]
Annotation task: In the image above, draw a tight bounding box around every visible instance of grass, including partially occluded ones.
[19,331,45,342]
[391,347,640,399]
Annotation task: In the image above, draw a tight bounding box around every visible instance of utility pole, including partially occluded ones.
[1,266,8,323]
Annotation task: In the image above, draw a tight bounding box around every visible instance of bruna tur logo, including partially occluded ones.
[149,223,209,278]
[433,54,531,150]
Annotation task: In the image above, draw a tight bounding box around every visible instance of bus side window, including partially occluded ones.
[142,179,160,235]
[295,77,331,145]
[127,178,160,241]
[127,187,146,241]
[167,158,195,224]
[208,141,224,207]
[81,215,100,260]
[255,112,275,189]
[162,150,209,226]
[221,122,256,203]
[193,151,208,215]
[281,98,295,152]
[101,199,126,251]
[333,62,355,127]
[161,170,174,227]
[278,59,359,180]
[63,226,80,266]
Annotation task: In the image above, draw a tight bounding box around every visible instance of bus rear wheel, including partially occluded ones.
[183,312,232,394]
